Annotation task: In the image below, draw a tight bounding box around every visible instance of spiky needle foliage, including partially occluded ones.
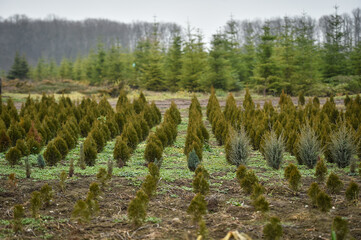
[188,149,200,172]
[297,125,322,168]
[227,127,251,167]
[262,131,285,170]
[329,124,357,168]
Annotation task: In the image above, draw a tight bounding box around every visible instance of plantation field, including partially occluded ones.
[0,91,361,239]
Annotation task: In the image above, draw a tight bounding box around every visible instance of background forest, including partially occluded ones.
[1,7,361,96]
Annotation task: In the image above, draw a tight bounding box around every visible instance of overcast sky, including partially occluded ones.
[0,0,360,42]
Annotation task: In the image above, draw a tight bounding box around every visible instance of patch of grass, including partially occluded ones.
[145,216,162,224]
[226,198,245,207]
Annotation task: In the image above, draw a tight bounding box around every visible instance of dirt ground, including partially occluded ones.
[1,167,360,239]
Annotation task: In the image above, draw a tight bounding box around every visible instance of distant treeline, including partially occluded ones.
[2,7,361,96]
[0,15,181,70]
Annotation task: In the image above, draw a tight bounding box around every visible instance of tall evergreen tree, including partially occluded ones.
[180,28,208,91]
[323,6,347,78]
[293,14,322,94]
[242,22,257,86]
[350,42,361,75]
[223,17,245,90]
[141,22,165,91]
[59,57,73,80]
[205,33,236,91]
[275,17,296,93]
[7,52,29,80]
[106,44,124,84]
[164,35,182,91]
[133,39,151,88]
[90,41,106,84]
[34,57,46,81]
[253,22,280,96]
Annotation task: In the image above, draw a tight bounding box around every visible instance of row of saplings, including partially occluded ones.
[9,164,113,233]
[127,103,181,225]
[3,91,163,171]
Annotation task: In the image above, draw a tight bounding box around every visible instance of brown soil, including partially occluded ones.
[1,166,361,239]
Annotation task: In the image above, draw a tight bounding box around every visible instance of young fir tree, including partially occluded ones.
[71,199,91,224]
[253,22,279,96]
[315,157,328,183]
[326,172,343,194]
[30,191,42,218]
[316,190,332,212]
[332,216,349,240]
[308,182,321,206]
[144,134,163,164]
[7,52,29,80]
[141,23,165,91]
[127,192,148,226]
[192,171,210,195]
[43,140,61,166]
[12,204,25,233]
[53,136,69,160]
[187,193,207,223]
[164,35,182,91]
[83,136,97,166]
[345,181,359,202]
[179,28,207,91]
[5,147,22,167]
[263,216,283,240]
[59,170,67,192]
[205,33,236,91]
[113,137,130,167]
[40,184,53,207]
